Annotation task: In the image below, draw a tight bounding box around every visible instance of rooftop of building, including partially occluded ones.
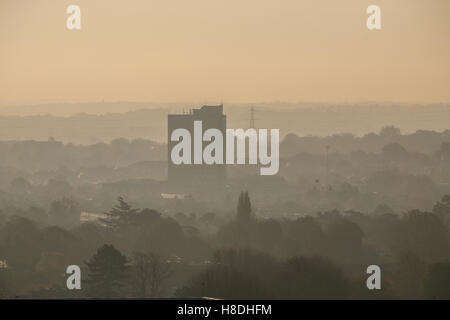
[168,104,224,116]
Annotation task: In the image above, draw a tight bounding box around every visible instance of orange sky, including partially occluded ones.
[1,0,449,106]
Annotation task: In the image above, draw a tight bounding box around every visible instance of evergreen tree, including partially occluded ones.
[100,196,138,230]
[85,244,129,297]
[237,191,254,223]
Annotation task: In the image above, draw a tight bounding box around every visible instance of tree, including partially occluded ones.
[48,198,80,228]
[24,206,49,225]
[35,251,67,284]
[0,210,5,228]
[127,209,185,257]
[176,264,269,299]
[0,267,12,298]
[85,244,129,297]
[39,226,85,262]
[236,191,254,224]
[390,252,426,299]
[432,195,450,218]
[379,125,401,139]
[254,219,283,255]
[276,256,349,299]
[100,196,138,230]
[71,222,109,255]
[284,216,325,256]
[372,204,395,215]
[131,252,170,297]
[46,179,72,198]
[0,217,41,269]
[393,210,449,263]
[381,143,408,162]
[326,217,364,262]
[437,142,450,162]
[176,249,276,299]
[10,177,31,194]
[216,192,257,249]
[424,261,450,299]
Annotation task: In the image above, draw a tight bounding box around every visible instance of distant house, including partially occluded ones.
[161,193,189,200]
[80,211,107,223]
[0,260,8,269]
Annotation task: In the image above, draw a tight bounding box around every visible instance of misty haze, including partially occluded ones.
[1,0,450,302]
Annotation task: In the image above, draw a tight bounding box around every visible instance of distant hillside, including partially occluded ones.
[0,102,449,144]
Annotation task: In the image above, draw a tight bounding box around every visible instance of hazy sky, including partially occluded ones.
[1,0,449,106]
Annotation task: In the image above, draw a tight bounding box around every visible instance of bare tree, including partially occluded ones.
[132,252,171,298]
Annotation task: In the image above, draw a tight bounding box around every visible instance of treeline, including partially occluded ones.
[1,103,450,144]
[281,126,450,156]
[1,193,450,299]
[0,138,165,173]
[1,127,449,172]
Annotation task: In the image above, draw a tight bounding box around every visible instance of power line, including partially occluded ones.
[249,106,256,128]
